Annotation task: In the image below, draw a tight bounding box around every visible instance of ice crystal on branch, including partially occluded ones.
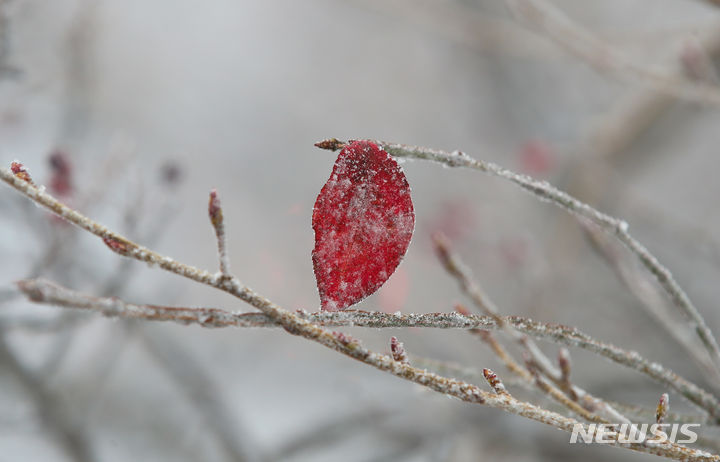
[390,336,409,363]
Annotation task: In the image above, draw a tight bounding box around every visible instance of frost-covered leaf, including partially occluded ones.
[312,140,415,311]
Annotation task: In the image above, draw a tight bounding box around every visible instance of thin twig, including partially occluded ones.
[557,348,577,401]
[470,328,534,383]
[582,221,720,388]
[0,334,94,462]
[657,393,669,425]
[315,138,720,378]
[208,189,230,277]
[482,368,509,395]
[137,328,259,462]
[458,308,603,421]
[524,356,607,424]
[417,354,714,427]
[390,336,409,364]
[17,277,720,424]
[3,167,717,461]
[436,234,625,423]
[609,400,712,426]
[435,234,557,375]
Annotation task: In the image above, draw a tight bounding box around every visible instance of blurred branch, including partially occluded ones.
[0,0,20,78]
[504,0,720,105]
[522,357,607,424]
[436,233,624,423]
[0,334,93,462]
[582,220,720,389]
[138,328,259,462]
[267,407,390,462]
[469,329,533,383]
[349,0,560,59]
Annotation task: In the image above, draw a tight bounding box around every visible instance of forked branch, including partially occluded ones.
[317,139,720,377]
[3,161,718,461]
[16,278,720,423]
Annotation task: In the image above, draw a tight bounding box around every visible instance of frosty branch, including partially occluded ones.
[15,276,720,424]
[3,157,719,461]
[317,138,720,378]
[434,231,627,423]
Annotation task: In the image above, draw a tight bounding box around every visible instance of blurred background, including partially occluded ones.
[2,0,720,460]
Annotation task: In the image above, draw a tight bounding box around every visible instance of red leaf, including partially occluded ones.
[312,140,415,311]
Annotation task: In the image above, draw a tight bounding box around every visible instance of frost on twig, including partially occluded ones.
[582,221,720,385]
[461,314,533,383]
[18,276,720,424]
[523,352,607,424]
[4,164,720,461]
[433,232,500,318]
[17,278,253,328]
[558,348,571,383]
[557,348,577,401]
[208,189,231,277]
[435,232,626,423]
[482,368,508,395]
[657,393,670,425]
[390,336,409,364]
[317,138,720,382]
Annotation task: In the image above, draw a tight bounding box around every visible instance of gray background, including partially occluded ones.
[1,0,720,460]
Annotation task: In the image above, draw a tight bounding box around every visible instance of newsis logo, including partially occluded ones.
[569,423,700,444]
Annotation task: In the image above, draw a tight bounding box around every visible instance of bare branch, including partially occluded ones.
[436,233,625,423]
[18,277,720,424]
[582,221,720,387]
[482,368,509,395]
[316,139,720,377]
[0,335,94,462]
[611,400,711,426]
[524,355,607,424]
[138,328,259,462]
[657,393,669,425]
[208,189,230,277]
[4,166,719,461]
[462,319,533,384]
[557,348,577,401]
[390,336,409,364]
